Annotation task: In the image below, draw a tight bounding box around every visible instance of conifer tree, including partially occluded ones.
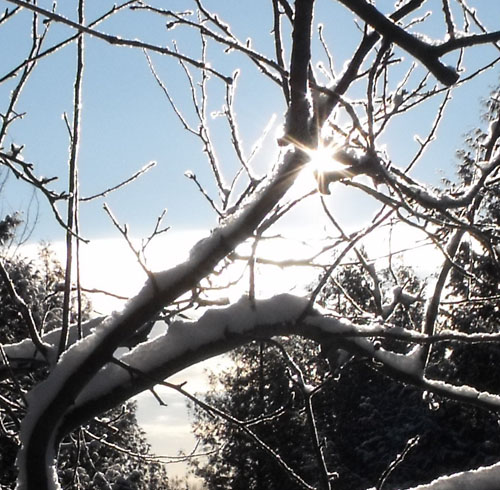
[0,219,169,489]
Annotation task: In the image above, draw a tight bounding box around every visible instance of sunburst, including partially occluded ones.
[279,131,348,197]
[300,138,348,194]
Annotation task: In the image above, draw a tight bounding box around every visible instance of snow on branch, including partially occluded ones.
[2,316,105,368]
[11,280,500,489]
[66,294,312,421]
[59,296,500,442]
[336,0,459,86]
[407,460,500,490]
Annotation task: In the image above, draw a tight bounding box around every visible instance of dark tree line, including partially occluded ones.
[0,223,169,489]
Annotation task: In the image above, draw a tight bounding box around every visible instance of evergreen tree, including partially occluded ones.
[189,338,330,489]
[0,219,170,489]
[190,256,500,489]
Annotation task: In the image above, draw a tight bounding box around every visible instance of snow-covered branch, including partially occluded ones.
[407,460,500,490]
[4,0,500,488]
[49,295,500,442]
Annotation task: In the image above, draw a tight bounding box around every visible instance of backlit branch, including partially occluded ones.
[131,4,288,81]
[59,0,85,357]
[5,0,233,84]
[336,0,459,86]
[0,1,138,85]
[80,161,157,202]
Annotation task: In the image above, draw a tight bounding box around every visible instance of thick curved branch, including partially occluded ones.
[336,0,459,86]
[16,149,312,488]
[15,3,323,479]
[59,295,500,441]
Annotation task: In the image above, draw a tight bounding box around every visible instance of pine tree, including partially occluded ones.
[0,219,170,489]
[189,256,500,489]
[189,338,330,489]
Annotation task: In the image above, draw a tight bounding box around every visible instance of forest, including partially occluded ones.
[0,0,500,489]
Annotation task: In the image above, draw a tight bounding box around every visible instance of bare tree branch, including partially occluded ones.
[336,0,459,86]
[5,0,233,84]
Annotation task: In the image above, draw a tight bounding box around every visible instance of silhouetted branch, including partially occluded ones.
[5,0,233,84]
[337,0,459,86]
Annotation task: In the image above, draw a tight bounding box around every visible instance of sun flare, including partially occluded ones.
[306,137,348,174]
[289,139,347,196]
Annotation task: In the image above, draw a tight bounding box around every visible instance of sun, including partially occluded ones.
[307,144,340,175]
[290,138,346,195]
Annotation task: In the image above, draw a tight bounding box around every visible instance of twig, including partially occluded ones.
[441,0,455,40]
[0,260,48,359]
[112,358,316,490]
[5,0,233,84]
[80,287,129,301]
[80,161,156,202]
[143,50,198,136]
[0,151,89,241]
[0,5,20,26]
[318,24,335,81]
[377,435,420,490]
[272,0,290,102]
[132,4,288,79]
[316,0,430,128]
[102,203,157,286]
[0,1,138,84]
[59,0,85,357]
[421,229,464,368]
[405,88,453,172]
[184,171,223,217]
[269,339,334,489]
[0,4,48,146]
[141,208,170,252]
[224,72,254,181]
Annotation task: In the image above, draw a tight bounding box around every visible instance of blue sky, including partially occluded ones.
[0,0,287,240]
[1,0,500,246]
